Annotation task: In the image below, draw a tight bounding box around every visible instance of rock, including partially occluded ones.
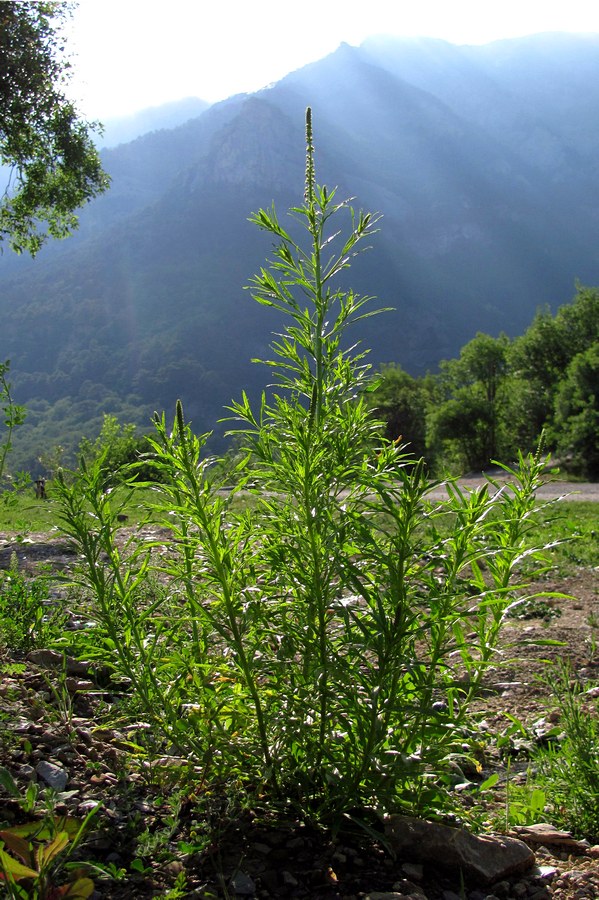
[534,864,558,880]
[251,842,271,855]
[401,862,424,881]
[511,823,590,852]
[77,799,101,815]
[229,870,256,895]
[385,815,535,884]
[393,877,426,896]
[27,649,92,676]
[35,760,68,791]
[364,893,405,899]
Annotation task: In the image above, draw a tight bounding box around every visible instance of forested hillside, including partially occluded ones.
[2,33,599,472]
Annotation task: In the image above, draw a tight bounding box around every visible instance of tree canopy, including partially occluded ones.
[370,286,599,478]
[0,1,108,254]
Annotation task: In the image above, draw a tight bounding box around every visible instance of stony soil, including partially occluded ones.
[0,493,597,900]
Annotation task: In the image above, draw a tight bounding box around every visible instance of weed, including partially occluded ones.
[0,361,27,498]
[0,767,100,899]
[52,110,562,828]
[133,791,184,865]
[534,660,599,839]
[0,557,66,652]
[506,597,562,622]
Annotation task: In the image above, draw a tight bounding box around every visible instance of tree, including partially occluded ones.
[508,286,599,448]
[367,363,428,459]
[0,1,109,255]
[553,343,599,479]
[79,414,162,483]
[428,332,510,471]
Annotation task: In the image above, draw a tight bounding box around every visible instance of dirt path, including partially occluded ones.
[425,476,599,502]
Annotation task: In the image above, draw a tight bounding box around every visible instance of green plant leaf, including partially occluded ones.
[0,846,38,880]
[56,876,95,898]
[38,830,69,868]
[0,831,34,866]
[478,773,499,791]
[0,766,20,799]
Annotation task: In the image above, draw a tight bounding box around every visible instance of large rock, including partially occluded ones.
[385,815,535,884]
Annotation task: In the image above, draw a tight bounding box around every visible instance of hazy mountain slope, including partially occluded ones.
[99,97,211,148]
[2,33,599,470]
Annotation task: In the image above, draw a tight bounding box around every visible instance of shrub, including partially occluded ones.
[53,110,556,823]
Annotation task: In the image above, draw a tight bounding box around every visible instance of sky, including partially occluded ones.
[64,0,599,120]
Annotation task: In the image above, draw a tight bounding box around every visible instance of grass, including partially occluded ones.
[1,484,595,567]
[0,483,158,534]
[533,500,597,573]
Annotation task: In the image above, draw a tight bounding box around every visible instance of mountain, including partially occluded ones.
[98,97,211,148]
[3,33,599,471]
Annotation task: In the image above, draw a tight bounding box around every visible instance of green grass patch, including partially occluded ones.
[534,501,597,574]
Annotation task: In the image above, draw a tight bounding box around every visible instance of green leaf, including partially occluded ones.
[0,847,38,880]
[0,767,20,799]
[55,876,95,898]
[478,773,500,791]
[38,831,69,868]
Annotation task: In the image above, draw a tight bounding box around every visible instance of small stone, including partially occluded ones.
[65,678,95,693]
[286,836,305,849]
[364,893,405,900]
[393,878,426,896]
[589,844,599,858]
[490,881,510,897]
[77,799,101,814]
[251,842,271,855]
[401,862,424,881]
[35,760,68,791]
[441,891,463,900]
[26,650,91,676]
[535,865,558,880]
[282,871,298,886]
[230,871,256,895]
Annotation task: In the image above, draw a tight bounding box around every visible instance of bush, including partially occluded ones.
[53,111,556,824]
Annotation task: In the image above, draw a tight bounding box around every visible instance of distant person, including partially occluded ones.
[34,477,46,499]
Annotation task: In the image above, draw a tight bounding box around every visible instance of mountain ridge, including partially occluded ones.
[2,33,599,470]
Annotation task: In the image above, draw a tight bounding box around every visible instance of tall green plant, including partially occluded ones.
[54,110,557,822]
[0,361,27,493]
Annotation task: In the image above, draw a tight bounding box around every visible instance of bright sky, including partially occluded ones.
[65,0,599,119]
